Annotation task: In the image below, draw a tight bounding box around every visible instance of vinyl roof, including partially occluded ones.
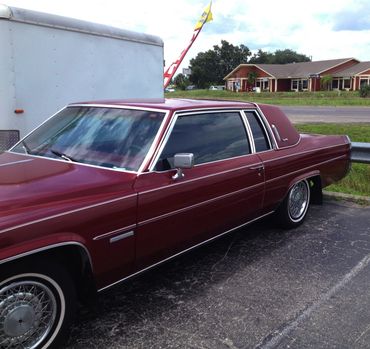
[69,98,256,111]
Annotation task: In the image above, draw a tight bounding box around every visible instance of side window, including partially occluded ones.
[155,112,250,170]
[245,111,271,152]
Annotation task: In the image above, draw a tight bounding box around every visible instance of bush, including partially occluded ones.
[359,85,370,98]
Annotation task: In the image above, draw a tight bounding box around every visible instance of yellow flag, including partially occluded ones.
[194,2,213,30]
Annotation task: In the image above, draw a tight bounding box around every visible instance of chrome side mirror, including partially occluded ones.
[172,153,194,180]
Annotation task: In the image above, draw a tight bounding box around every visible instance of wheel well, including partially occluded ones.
[1,245,96,303]
[308,175,323,205]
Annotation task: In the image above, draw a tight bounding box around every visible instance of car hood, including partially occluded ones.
[0,152,137,222]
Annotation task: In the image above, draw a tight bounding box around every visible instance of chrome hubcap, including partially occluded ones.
[4,304,36,337]
[288,181,309,221]
[0,280,57,348]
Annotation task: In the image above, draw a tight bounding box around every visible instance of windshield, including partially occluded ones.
[11,106,166,171]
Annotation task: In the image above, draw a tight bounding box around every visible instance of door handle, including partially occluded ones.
[249,165,264,171]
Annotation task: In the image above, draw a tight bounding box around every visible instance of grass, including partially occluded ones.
[166,90,370,106]
[295,123,370,197]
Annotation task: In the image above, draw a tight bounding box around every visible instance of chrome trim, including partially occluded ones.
[148,108,252,172]
[139,161,262,195]
[0,195,137,235]
[251,110,273,150]
[5,152,138,174]
[262,143,347,164]
[0,159,33,167]
[109,231,134,244]
[98,211,274,292]
[241,109,274,153]
[271,124,282,142]
[138,181,265,227]
[147,110,178,172]
[252,103,278,150]
[93,225,136,241]
[239,110,256,153]
[70,104,169,113]
[138,110,171,173]
[0,242,94,271]
[10,106,68,150]
[265,154,347,185]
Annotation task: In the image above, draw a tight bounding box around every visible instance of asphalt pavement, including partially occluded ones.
[280,106,370,123]
[66,199,370,349]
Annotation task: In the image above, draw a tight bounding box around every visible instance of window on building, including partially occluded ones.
[291,79,308,91]
[255,78,269,91]
[360,78,370,87]
[154,112,251,170]
[343,78,351,89]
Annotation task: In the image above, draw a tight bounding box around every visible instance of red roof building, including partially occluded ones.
[224,58,370,92]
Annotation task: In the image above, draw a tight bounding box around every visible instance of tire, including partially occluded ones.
[0,261,76,349]
[276,179,311,229]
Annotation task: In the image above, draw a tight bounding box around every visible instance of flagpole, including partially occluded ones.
[163,2,212,88]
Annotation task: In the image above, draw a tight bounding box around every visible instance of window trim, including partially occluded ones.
[149,109,254,172]
[241,109,273,153]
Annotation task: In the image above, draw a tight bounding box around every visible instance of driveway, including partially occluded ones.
[281,106,370,123]
[66,199,370,349]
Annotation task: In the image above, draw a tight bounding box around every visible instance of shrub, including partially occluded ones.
[359,85,370,98]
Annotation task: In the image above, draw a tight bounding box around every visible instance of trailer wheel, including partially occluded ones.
[0,261,76,348]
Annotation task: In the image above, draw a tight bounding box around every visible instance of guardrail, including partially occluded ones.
[351,142,370,164]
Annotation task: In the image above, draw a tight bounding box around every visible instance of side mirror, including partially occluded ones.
[172,153,194,180]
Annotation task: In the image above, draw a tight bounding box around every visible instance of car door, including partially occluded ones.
[133,110,265,269]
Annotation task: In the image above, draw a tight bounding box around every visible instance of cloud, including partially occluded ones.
[332,1,370,31]
[204,14,240,34]
[4,0,370,69]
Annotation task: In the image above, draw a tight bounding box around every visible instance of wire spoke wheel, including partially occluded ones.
[288,181,309,221]
[0,264,75,349]
[277,179,311,228]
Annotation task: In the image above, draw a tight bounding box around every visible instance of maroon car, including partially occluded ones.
[0,99,350,348]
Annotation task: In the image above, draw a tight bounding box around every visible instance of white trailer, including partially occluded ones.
[0,4,164,151]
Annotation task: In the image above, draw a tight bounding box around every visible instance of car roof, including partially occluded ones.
[69,98,256,111]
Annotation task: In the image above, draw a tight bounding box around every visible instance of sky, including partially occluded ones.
[3,0,370,74]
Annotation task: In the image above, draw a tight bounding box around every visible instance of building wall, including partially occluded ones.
[226,65,272,91]
[310,77,321,91]
[277,79,291,91]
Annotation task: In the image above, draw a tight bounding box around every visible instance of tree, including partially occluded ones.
[189,40,251,88]
[320,75,333,90]
[273,49,311,64]
[249,49,310,64]
[247,71,258,85]
[249,49,274,64]
[174,73,190,90]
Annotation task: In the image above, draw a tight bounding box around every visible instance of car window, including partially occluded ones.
[155,112,250,170]
[12,107,165,171]
[244,111,271,152]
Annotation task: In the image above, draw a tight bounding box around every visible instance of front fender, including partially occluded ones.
[0,232,92,269]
